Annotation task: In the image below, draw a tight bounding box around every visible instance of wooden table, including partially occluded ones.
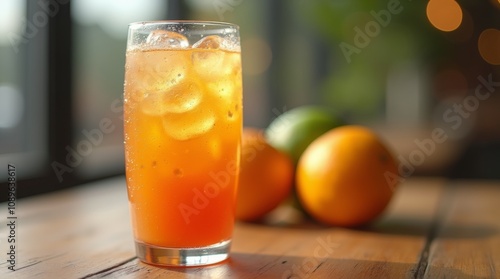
[0,177,499,278]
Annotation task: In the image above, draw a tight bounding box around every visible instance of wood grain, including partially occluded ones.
[424,181,500,278]
[0,177,135,278]
[84,178,446,278]
[2,177,498,278]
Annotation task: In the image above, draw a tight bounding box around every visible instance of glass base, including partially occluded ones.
[135,239,231,267]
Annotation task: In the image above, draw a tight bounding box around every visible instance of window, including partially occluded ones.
[0,0,49,199]
[71,0,168,179]
[0,0,172,201]
[1,0,499,201]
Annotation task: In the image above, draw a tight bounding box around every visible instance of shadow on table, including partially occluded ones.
[368,216,498,239]
[242,214,498,240]
[138,252,483,278]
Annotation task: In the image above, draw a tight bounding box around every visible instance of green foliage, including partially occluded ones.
[294,0,442,121]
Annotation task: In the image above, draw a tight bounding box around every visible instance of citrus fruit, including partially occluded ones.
[296,125,398,227]
[265,106,343,165]
[236,128,294,221]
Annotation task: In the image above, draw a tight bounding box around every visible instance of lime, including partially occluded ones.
[265,106,343,165]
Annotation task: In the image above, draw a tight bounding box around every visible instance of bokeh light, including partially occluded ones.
[0,1,24,45]
[0,85,23,128]
[491,0,500,9]
[478,28,500,65]
[444,9,474,42]
[426,0,463,32]
[241,37,272,76]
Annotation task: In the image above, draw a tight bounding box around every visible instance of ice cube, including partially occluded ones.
[207,77,237,99]
[192,35,225,49]
[127,49,189,104]
[140,92,168,115]
[147,60,187,91]
[192,35,240,51]
[141,81,203,115]
[192,51,224,78]
[162,81,203,113]
[163,109,216,141]
[191,39,241,80]
[191,36,227,78]
[146,30,189,49]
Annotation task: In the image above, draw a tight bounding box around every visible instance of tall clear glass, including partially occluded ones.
[123,21,242,267]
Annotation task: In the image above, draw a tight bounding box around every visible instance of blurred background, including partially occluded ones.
[0,0,499,200]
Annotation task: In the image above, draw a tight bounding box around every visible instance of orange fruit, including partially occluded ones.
[296,125,398,227]
[236,128,294,221]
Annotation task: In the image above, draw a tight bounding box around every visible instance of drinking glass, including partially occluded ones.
[123,21,242,267]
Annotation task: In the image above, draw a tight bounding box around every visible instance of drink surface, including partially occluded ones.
[124,41,242,248]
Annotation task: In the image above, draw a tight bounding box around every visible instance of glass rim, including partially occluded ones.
[128,20,239,30]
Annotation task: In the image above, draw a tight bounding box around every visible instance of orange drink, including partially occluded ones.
[123,21,242,266]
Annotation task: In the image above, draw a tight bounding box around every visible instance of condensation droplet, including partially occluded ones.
[174,168,184,177]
